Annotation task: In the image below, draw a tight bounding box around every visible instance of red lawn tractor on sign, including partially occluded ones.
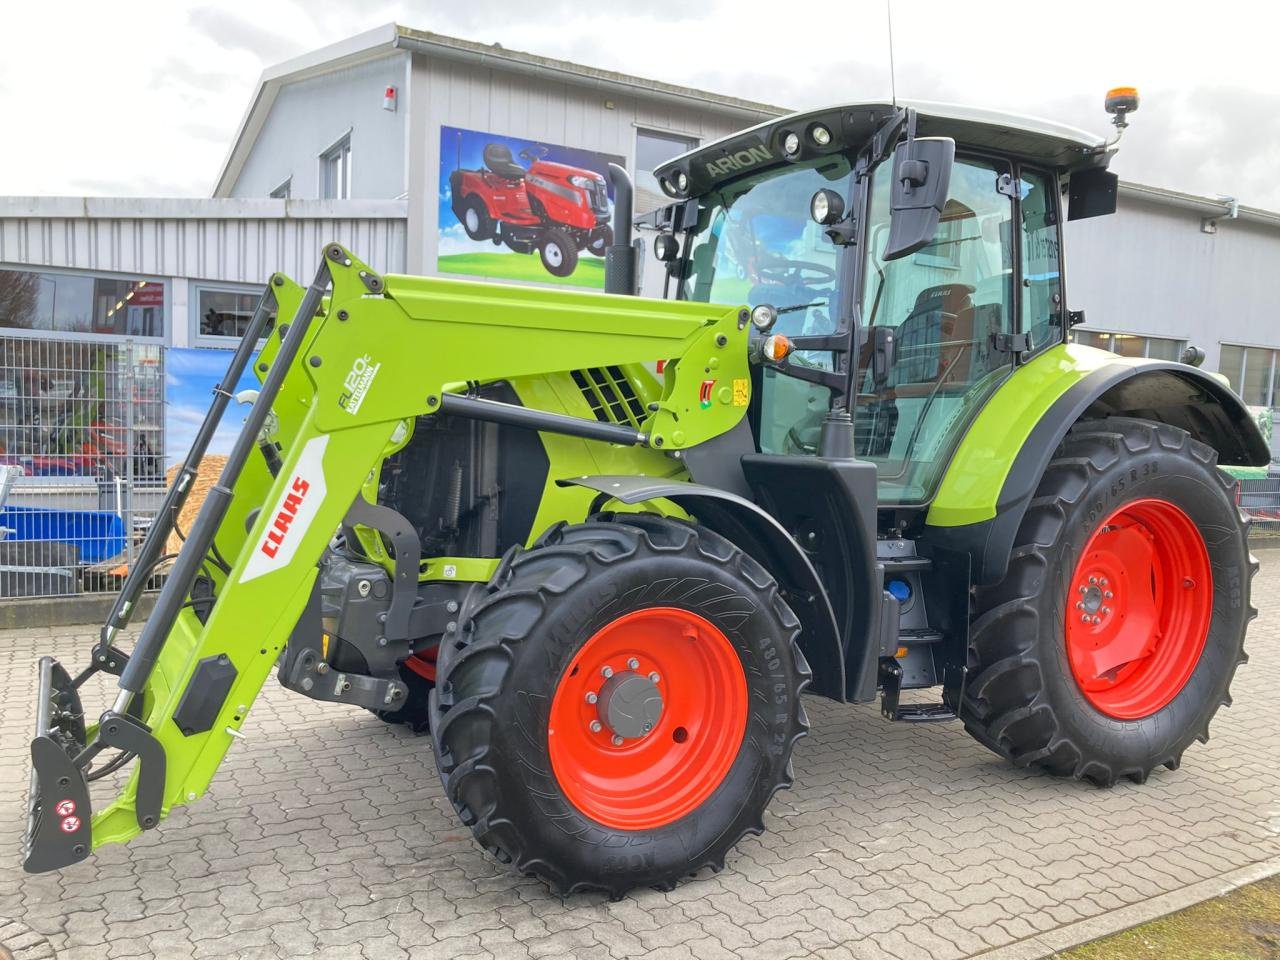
[449,143,613,277]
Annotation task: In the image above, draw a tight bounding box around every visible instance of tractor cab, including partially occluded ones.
[645,102,1117,507]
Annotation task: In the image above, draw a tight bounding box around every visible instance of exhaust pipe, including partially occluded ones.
[604,162,637,296]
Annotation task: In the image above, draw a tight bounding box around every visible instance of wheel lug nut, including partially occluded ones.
[627,657,640,670]
[1076,601,1085,610]
[1092,616,1101,625]
[585,691,598,704]
[1101,606,1111,615]
[1099,578,1108,587]
[1104,591,1113,599]
[649,672,660,683]
[601,666,613,679]
[1079,586,1088,594]
[1089,576,1098,585]
[611,735,624,747]
[1081,614,1091,623]
[589,720,602,733]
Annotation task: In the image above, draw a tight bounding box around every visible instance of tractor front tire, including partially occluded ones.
[429,515,809,897]
[961,417,1255,785]
[537,228,578,277]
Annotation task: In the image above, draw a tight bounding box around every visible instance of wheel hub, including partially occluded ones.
[596,671,663,740]
[546,606,748,830]
[1064,498,1212,720]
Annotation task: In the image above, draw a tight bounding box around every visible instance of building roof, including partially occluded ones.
[211,23,788,197]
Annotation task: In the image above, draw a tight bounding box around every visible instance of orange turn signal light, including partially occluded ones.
[763,334,792,362]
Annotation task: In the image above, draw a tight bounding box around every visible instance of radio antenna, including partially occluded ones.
[886,0,898,106]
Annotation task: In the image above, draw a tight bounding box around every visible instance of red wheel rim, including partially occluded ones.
[547,607,748,830]
[1065,497,1212,720]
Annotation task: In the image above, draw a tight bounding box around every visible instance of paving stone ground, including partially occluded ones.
[2,550,1278,960]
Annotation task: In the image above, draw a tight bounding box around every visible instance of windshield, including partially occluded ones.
[681,158,853,454]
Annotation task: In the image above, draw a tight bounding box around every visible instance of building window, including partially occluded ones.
[1071,329,1185,360]
[634,128,698,213]
[0,266,164,338]
[320,135,351,199]
[192,284,265,343]
[270,178,291,199]
[1219,343,1278,407]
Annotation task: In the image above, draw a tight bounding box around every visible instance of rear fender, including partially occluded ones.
[561,476,846,701]
[926,344,1269,585]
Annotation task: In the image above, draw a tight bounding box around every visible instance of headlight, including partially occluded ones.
[750,304,778,331]
[568,175,599,188]
[810,124,832,146]
[674,170,689,192]
[654,234,679,262]
[782,131,801,157]
[659,176,675,196]
[810,188,845,225]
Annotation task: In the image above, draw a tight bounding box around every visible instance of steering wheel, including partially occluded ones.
[519,145,549,162]
[756,259,836,288]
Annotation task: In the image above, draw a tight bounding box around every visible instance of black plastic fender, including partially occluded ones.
[560,475,846,701]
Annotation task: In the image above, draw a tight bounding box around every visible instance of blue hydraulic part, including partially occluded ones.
[886,578,912,604]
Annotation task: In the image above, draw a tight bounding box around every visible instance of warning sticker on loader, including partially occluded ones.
[240,435,329,583]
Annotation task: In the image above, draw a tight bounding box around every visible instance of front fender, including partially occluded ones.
[926,343,1269,584]
[560,476,845,701]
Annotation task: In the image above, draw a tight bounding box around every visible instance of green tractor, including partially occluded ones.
[25,90,1266,897]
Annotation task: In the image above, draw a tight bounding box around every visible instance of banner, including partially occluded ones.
[438,126,624,288]
[165,348,259,467]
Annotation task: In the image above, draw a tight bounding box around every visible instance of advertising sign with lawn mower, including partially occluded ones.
[438,125,623,288]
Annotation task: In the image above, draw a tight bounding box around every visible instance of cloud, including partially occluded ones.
[437,222,480,257]
[187,7,299,60]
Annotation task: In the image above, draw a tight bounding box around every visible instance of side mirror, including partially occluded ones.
[883,137,955,262]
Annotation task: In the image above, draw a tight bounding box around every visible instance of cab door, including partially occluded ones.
[856,155,1018,505]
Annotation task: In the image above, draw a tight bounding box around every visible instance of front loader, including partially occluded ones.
[25,90,1269,896]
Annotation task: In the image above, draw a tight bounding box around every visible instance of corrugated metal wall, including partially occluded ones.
[1066,197,1280,374]
[231,53,410,200]
[0,201,408,285]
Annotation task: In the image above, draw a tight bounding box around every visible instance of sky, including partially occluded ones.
[2,0,1279,208]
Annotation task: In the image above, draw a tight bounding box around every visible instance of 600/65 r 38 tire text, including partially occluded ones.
[962,417,1256,785]
[428,515,810,897]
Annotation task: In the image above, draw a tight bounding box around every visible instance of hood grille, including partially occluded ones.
[572,367,647,429]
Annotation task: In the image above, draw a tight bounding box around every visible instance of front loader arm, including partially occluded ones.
[25,243,753,873]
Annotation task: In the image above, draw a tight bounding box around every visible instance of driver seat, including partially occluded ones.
[483,143,526,181]
[890,283,977,397]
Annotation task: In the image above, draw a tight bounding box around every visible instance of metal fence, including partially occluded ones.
[1239,476,1280,538]
[0,336,165,598]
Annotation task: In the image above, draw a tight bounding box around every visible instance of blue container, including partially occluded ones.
[0,506,128,565]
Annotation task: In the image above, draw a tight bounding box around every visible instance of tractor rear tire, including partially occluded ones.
[537,229,578,277]
[429,515,809,897]
[960,417,1255,786]
[459,196,494,241]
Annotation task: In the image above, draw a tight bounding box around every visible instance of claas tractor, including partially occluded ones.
[24,90,1267,897]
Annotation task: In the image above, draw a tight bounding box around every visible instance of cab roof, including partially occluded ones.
[653,100,1109,201]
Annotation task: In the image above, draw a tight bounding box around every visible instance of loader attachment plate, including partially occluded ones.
[25,657,92,873]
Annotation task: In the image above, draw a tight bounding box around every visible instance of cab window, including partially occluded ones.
[681,158,853,455]
[858,155,1017,503]
[1019,169,1063,354]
